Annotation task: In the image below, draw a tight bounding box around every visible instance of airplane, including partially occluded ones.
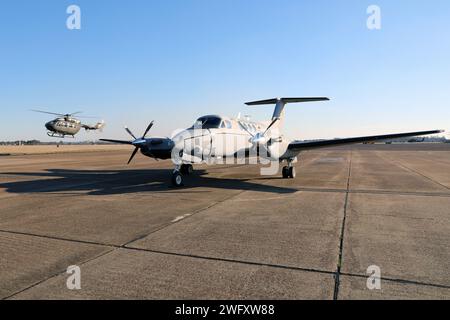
[32,109,105,138]
[100,97,444,187]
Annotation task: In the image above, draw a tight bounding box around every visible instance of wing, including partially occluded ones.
[288,129,444,153]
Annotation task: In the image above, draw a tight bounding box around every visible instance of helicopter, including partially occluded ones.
[31,110,105,138]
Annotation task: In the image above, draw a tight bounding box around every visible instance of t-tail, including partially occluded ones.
[245,97,329,132]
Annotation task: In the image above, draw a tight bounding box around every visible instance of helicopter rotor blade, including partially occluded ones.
[31,109,65,116]
[77,115,100,119]
[127,147,139,164]
[124,126,137,140]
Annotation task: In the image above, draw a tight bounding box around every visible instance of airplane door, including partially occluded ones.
[200,129,212,159]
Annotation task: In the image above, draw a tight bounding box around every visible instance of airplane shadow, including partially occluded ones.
[0,168,298,196]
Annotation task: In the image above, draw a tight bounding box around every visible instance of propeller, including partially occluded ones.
[101,121,154,165]
[239,118,279,147]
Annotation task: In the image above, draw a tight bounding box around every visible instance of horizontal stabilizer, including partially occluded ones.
[246,97,329,120]
[246,97,329,106]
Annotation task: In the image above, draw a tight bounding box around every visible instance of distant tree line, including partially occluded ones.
[0,140,109,146]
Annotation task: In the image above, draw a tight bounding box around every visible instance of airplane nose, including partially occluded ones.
[45,122,53,130]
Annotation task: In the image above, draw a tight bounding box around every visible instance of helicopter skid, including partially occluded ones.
[47,131,75,138]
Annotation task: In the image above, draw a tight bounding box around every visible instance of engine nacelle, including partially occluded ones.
[264,139,289,160]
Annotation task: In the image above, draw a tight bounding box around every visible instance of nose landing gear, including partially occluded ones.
[171,164,194,187]
[180,164,194,175]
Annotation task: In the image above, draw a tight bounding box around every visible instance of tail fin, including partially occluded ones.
[96,120,105,132]
[82,120,106,132]
[246,97,329,120]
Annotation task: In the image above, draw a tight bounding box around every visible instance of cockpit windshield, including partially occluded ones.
[193,116,222,129]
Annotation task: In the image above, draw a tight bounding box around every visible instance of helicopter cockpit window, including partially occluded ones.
[193,116,222,129]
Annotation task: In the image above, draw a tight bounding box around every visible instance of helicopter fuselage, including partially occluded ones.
[45,117,81,137]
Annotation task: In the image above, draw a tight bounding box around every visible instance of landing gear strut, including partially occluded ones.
[171,164,194,187]
[180,164,193,175]
[282,159,296,179]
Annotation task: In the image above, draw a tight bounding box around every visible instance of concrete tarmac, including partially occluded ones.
[1,144,449,299]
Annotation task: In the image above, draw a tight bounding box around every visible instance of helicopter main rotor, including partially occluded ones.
[31,109,99,120]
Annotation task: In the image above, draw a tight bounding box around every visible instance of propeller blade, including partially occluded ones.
[263,118,279,136]
[100,139,133,145]
[238,122,254,137]
[124,126,137,139]
[142,121,154,138]
[127,147,139,164]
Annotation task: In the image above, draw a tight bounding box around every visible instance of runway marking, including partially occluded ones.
[171,214,193,223]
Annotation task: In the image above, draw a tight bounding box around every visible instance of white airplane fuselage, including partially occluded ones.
[170,115,292,164]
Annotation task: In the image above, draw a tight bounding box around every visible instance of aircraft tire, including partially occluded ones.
[282,166,289,179]
[288,166,296,179]
[172,171,183,187]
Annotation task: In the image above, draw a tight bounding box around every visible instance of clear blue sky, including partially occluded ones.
[1,0,449,141]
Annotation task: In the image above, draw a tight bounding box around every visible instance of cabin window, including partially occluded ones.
[220,121,226,129]
[225,120,232,129]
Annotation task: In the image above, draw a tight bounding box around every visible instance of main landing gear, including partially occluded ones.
[282,159,296,179]
[171,164,194,187]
